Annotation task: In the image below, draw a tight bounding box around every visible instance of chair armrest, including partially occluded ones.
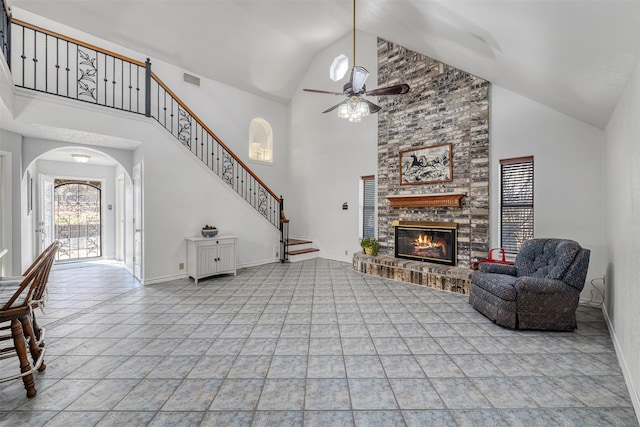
[514,276,570,295]
[478,262,517,276]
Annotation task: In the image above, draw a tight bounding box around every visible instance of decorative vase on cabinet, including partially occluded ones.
[186,236,237,284]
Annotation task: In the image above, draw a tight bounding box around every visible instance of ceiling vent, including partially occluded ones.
[183,73,200,87]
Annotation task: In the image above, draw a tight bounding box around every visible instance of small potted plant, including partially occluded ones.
[360,238,379,255]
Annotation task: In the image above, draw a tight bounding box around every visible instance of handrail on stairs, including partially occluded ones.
[148,70,280,202]
[4,10,290,260]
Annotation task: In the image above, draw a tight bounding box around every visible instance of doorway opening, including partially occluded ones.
[54,179,102,262]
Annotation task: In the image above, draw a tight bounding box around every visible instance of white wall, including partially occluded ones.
[11,7,290,200]
[2,88,283,282]
[2,9,290,282]
[0,39,13,118]
[17,138,135,269]
[8,96,283,283]
[289,31,378,262]
[604,59,640,417]
[149,60,290,196]
[21,160,36,270]
[22,138,134,179]
[0,151,7,275]
[0,130,22,275]
[490,85,606,299]
[135,124,280,284]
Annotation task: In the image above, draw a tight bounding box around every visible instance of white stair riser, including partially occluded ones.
[288,251,320,262]
[287,243,314,252]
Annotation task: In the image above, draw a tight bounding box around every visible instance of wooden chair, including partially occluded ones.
[23,242,60,345]
[1,242,60,344]
[0,241,59,397]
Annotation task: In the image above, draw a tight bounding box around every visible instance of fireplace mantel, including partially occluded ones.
[386,193,464,208]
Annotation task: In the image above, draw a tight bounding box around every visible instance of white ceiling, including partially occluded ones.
[37,146,119,166]
[9,0,640,130]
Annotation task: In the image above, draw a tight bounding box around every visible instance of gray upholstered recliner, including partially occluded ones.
[469,238,590,331]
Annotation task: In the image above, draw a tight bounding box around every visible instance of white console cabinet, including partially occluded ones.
[186,236,237,283]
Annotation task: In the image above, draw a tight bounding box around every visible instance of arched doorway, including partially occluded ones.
[54,180,102,261]
[19,144,135,277]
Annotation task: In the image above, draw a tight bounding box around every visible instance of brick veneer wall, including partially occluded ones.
[376,38,490,268]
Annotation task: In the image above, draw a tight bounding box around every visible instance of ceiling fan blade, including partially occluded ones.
[364,84,410,96]
[363,99,382,114]
[350,66,369,93]
[303,88,344,95]
[322,100,347,114]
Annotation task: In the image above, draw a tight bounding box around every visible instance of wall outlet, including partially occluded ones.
[179,263,184,270]
[345,250,348,255]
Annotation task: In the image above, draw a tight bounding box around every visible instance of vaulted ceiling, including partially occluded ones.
[10,0,640,130]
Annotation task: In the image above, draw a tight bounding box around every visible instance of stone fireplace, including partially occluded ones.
[352,38,490,296]
[376,38,490,269]
[394,221,457,266]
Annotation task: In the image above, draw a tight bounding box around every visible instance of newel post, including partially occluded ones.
[279,196,284,232]
[144,58,151,118]
[279,196,289,263]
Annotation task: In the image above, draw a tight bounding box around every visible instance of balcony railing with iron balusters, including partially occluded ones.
[5,15,288,258]
[11,18,147,114]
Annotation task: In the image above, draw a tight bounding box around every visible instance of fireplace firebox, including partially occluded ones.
[393,221,457,266]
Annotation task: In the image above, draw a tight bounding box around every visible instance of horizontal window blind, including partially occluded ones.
[362,176,375,239]
[500,157,533,252]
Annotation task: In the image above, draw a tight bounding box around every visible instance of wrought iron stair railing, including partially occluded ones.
[5,15,289,261]
[0,0,9,68]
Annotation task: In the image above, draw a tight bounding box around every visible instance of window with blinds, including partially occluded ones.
[500,157,534,252]
[362,176,376,239]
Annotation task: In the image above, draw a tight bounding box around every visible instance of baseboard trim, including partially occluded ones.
[601,304,640,424]
[237,258,281,269]
[141,273,186,286]
[141,259,284,285]
[322,255,351,264]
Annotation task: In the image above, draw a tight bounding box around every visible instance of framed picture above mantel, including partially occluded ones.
[399,143,452,185]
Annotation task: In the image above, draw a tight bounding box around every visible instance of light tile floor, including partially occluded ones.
[0,259,637,426]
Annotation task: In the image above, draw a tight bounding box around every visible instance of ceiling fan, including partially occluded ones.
[303,0,410,122]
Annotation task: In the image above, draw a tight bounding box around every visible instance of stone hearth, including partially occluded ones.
[353,252,472,295]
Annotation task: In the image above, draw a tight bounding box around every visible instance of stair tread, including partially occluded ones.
[287,239,313,246]
[288,248,320,256]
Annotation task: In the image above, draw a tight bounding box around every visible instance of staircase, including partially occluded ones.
[286,238,320,262]
[3,10,299,262]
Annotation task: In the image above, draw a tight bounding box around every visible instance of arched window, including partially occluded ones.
[248,118,273,164]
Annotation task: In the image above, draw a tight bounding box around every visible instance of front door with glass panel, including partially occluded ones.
[54,180,102,261]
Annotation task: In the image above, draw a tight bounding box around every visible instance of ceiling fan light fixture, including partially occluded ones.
[337,104,350,120]
[302,0,409,121]
[338,96,370,122]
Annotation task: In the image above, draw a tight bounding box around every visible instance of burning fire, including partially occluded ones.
[413,234,447,256]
